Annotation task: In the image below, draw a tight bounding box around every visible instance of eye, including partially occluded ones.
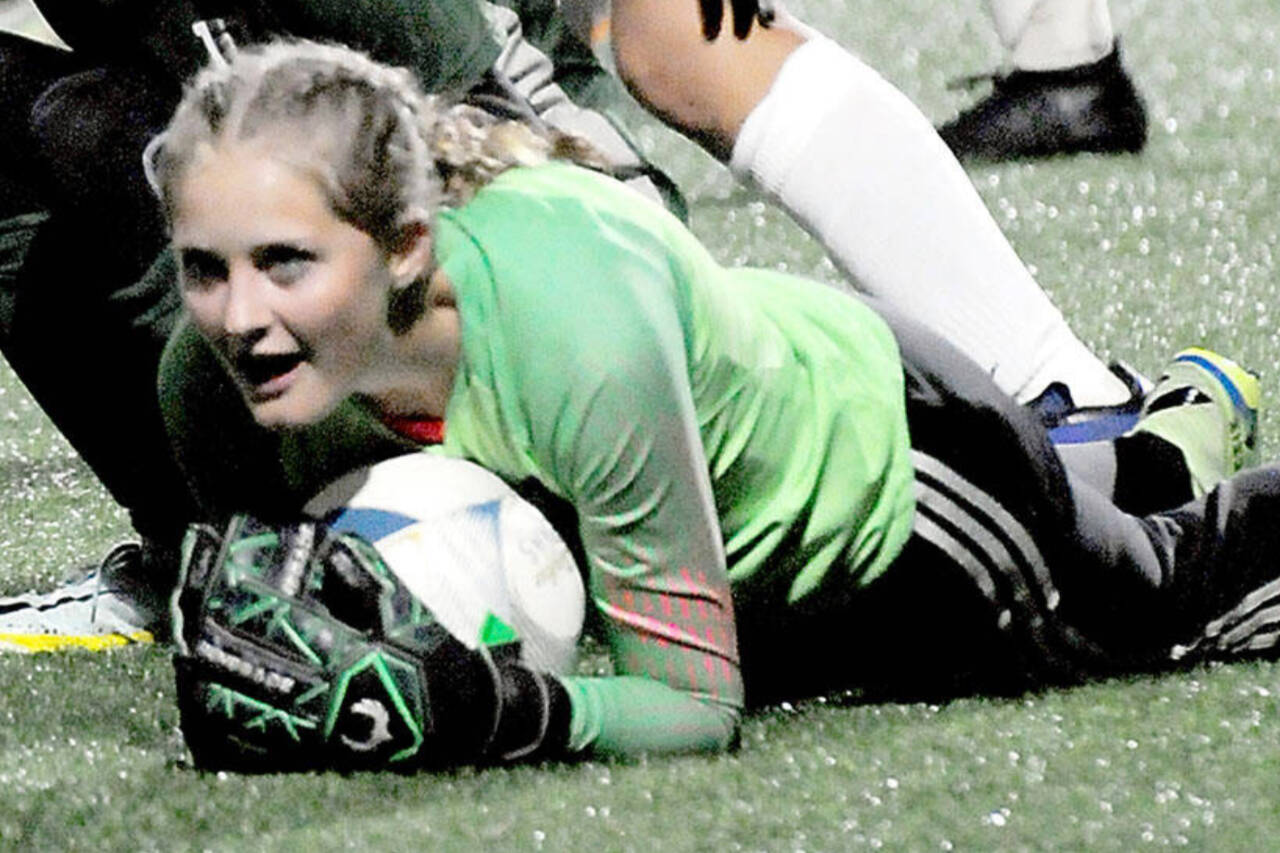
[254,244,317,285]
[178,249,228,291]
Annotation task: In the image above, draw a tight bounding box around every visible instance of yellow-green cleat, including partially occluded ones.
[1129,347,1261,497]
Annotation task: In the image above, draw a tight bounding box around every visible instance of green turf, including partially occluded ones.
[4,0,1280,849]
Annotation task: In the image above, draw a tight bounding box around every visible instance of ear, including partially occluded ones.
[387,220,433,289]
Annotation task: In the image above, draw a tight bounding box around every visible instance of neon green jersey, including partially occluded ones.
[431,162,916,755]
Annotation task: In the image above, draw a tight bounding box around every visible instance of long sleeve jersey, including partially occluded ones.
[428,162,916,755]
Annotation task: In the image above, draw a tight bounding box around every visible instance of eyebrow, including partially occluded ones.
[177,246,225,268]
[250,244,319,266]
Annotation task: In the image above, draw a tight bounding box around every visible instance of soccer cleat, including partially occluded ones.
[938,42,1148,162]
[0,542,168,652]
[1128,347,1261,496]
[1028,361,1150,445]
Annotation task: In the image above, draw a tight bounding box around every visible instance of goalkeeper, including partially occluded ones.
[155,40,1277,770]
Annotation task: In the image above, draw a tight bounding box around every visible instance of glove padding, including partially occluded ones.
[171,515,568,772]
[698,0,777,40]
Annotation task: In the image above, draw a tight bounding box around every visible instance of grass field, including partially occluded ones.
[3,0,1280,849]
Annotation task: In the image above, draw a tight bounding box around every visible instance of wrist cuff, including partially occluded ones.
[492,665,572,762]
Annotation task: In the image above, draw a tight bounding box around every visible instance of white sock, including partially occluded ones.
[987,0,1115,71]
[730,35,1128,406]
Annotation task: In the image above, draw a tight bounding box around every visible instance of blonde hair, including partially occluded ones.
[150,39,606,250]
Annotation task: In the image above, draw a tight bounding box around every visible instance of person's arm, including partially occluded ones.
[544,318,742,755]
[513,242,741,756]
[440,184,744,756]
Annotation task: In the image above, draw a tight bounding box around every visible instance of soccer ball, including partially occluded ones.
[303,453,585,674]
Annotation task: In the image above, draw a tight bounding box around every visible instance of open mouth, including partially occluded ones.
[233,351,306,398]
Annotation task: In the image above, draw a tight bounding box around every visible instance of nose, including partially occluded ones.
[222,262,272,338]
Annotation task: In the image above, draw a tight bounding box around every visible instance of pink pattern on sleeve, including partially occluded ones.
[595,566,740,703]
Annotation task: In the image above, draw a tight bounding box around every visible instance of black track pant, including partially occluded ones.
[744,305,1280,704]
[0,40,191,554]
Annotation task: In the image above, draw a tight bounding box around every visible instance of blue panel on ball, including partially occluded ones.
[465,500,501,524]
[329,507,419,541]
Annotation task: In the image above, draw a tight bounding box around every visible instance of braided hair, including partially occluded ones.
[150,39,606,252]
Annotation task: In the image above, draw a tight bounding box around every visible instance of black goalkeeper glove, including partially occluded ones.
[171,515,571,773]
[698,0,777,40]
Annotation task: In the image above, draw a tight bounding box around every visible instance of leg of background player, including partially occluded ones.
[0,39,189,647]
[604,0,1130,407]
[992,0,1114,71]
[0,36,192,551]
[0,31,75,332]
[9,65,193,555]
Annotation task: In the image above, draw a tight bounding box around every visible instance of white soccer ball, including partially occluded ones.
[303,453,585,674]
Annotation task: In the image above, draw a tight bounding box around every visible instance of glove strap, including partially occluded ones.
[491,666,572,762]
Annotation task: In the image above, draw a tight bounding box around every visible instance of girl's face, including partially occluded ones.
[173,142,417,429]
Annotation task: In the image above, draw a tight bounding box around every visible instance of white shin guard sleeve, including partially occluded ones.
[730,36,1127,406]
[987,0,1115,71]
